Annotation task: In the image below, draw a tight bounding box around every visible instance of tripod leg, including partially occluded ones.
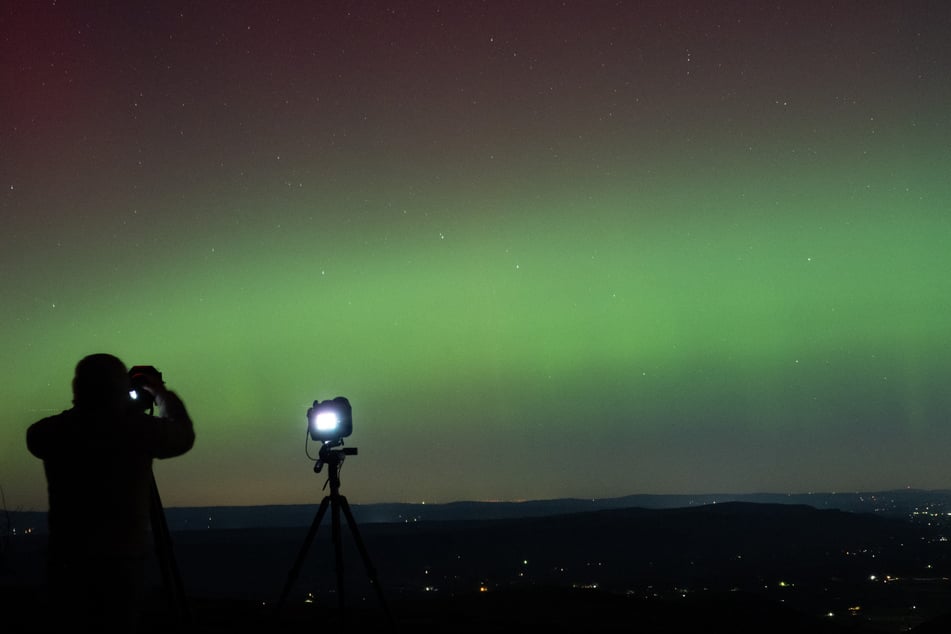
[150,477,190,623]
[277,495,331,611]
[331,494,347,624]
[338,495,396,630]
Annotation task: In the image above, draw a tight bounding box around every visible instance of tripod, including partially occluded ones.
[150,474,190,624]
[139,392,189,625]
[277,442,394,630]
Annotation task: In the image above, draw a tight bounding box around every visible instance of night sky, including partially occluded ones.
[4,1,950,511]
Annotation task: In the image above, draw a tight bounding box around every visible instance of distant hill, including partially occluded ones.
[152,488,951,529]
[11,488,951,533]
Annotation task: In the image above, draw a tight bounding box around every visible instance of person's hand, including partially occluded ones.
[138,374,167,397]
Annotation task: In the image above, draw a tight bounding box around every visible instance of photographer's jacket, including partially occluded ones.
[27,391,194,559]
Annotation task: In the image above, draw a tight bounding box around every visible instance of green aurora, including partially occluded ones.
[2,1,949,509]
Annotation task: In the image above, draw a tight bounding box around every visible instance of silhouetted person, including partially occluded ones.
[26,353,195,633]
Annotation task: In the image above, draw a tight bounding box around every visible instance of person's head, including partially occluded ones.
[72,353,131,409]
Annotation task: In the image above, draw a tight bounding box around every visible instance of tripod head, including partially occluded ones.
[315,440,358,474]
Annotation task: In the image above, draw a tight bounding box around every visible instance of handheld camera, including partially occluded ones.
[129,365,163,410]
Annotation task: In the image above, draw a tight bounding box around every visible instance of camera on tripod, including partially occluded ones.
[280,394,392,626]
[129,365,163,410]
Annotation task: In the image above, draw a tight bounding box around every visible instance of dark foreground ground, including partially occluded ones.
[6,502,951,632]
[5,582,951,634]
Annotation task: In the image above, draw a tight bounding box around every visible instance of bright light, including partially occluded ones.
[315,411,339,432]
